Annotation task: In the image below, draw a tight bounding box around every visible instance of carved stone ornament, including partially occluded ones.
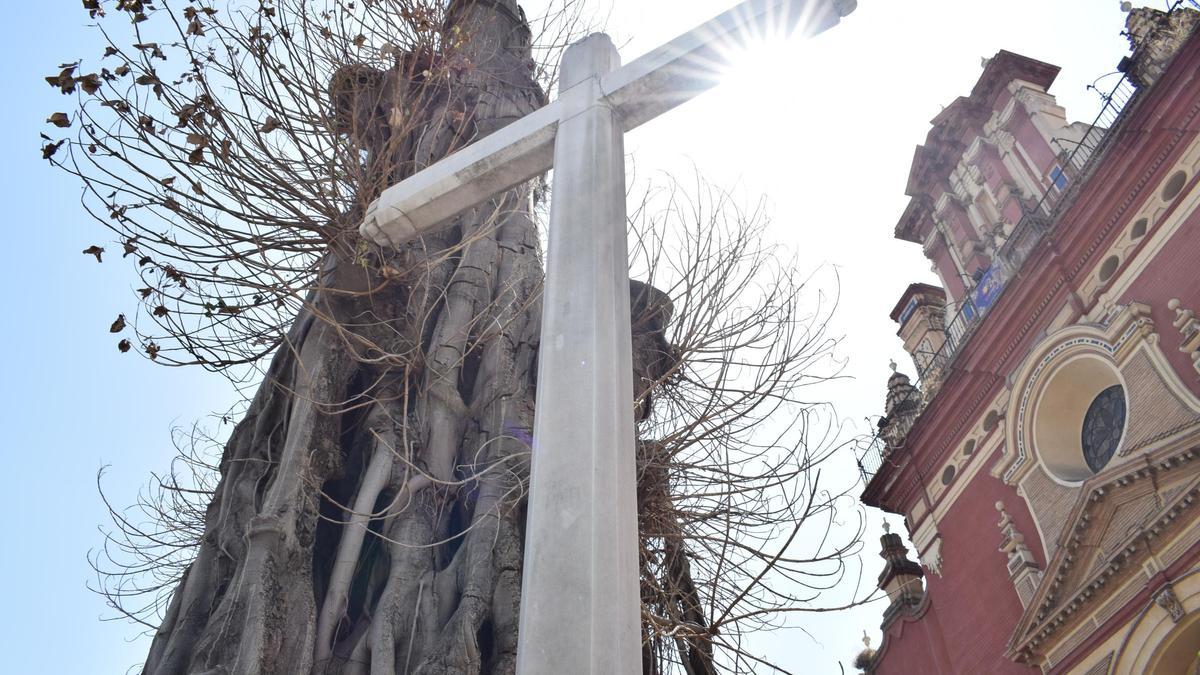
[1123,7,1200,88]
[924,536,945,577]
[1153,583,1186,623]
[996,501,1036,570]
[882,367,922,447]
[1168,298,1200,375]
[996,501,1043,608]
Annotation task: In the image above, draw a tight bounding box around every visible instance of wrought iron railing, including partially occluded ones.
[856,68,1140,486]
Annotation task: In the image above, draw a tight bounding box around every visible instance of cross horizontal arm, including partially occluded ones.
[360,101,561,247]
[604,0,849,132]
[603,0,854,132]
[359,0,855,248]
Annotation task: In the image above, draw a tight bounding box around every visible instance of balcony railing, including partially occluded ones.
[857,69,1139,486]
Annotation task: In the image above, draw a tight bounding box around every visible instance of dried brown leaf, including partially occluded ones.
[82,245,105,262]
[77,73,101,95]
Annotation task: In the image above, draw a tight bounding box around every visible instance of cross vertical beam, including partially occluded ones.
[359,4,858,670]
[515,34,641,673]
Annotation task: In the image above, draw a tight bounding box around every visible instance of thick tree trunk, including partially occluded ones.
[142,3,548,673]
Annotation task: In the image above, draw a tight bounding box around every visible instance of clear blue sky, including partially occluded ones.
[0,1,1147,672]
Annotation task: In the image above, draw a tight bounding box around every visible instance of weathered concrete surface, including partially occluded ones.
[514,33,641,675]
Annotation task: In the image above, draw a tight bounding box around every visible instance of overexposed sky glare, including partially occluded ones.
[0,1,1154,672]
[574,1,1142,665]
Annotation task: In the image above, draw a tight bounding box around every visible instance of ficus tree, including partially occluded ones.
[44,1,865,673]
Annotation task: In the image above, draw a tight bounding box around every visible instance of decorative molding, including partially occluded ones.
[1168,298,1200,376]
[924,536,944,577]
[988,128,1017,155]
[1006,449,1200,663]
[1116,348,1200,456]
[997,500,1043,608]
[1002,307,1151,483]
[1124,7,1200,88]
[1082,652,1114,675]
[1068,93,1200,283]
[1152,583,1186,623]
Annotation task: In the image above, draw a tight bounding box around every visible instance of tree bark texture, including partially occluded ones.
[141,3,566,673]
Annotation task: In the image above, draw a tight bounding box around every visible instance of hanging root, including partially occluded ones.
[315,426,396,666]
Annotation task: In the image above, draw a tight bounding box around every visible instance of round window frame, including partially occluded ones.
[1081,384,1127,474]
[1029,353,1128,484]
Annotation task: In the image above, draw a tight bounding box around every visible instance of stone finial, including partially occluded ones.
[1169,298,1199,340]
[882,520,891,534]
[881,370,922,447]
[884,371,918,416]
[995,501,1030,552]
[996,501,1024,545]
[853,630,878,672]
[1168,298,1200,375]
[876,529,924,630]
[996,501,1043,608]
[1122,7,1200,87]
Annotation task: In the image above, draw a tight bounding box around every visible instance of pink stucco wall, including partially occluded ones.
[1119,192,1200,399]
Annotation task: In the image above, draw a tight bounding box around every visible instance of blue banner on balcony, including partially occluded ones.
[972,265,1006,316]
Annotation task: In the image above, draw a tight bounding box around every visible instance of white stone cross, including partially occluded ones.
[359,1,855,671]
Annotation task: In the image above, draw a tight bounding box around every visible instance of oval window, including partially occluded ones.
[1082,384,1127,474]
[1131,218,1147,239]
[1099,256,1119,282]
[941,465,957,486]
[1162,171,1187,201]
[963,439,976,456]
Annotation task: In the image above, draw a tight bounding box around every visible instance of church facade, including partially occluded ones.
[857,6,1200,673]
